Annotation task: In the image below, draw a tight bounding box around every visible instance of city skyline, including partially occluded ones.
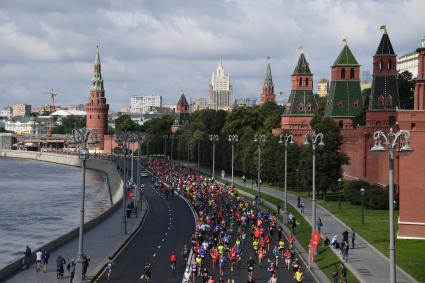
[0,0,424,110]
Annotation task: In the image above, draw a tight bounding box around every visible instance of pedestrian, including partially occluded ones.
[277,226,283,240]
[82,254,90,278]
[56,255,66,279]
[35,250,42,272]
[242,175,246,184]
[291,217,297,233]
[268,272,277,283]
[24,245,31,269]
[277,204,281,215]
[317,217,323,233]
[332,264,339,283]
[343,243,349,262]
[300,201,305,213]
[105,256,113,281]
[351,228,356,249]
[42,250,49,273]
[342,230,349,243]
[341,263,347,282]
[251,179,254,188]
[67,259,76,283]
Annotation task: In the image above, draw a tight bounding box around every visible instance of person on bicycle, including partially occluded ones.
[143,262,152,281]
[170,252,177,271]
[56,255,66,279]
[182,245,189,262]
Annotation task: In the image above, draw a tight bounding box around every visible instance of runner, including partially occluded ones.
[170,251,177,272]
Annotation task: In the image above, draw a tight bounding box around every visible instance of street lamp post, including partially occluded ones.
[360,187,365,225]
[177,135,182,165]
[304,132,325,234]
[254,134,266,204]
[338,178,342,210]
[228,134,238,186]
[371,128,413,283]
[209,134,219,179]
[170,135,176,166]
[279,133,294,221]
[69,128,97,283]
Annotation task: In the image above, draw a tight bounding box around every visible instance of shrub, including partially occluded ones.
[343,180,390,210]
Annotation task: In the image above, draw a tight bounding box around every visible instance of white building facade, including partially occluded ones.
[130,96,162,113]
[208,61,232,110]
[0,107,12,119]
[5,120,41,135]
[397,37,425,78]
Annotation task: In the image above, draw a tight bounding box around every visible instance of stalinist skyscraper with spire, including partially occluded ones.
[208,59,232,110]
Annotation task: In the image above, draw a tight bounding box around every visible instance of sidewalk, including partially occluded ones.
[4,201,147,283]
[191,163,416,283]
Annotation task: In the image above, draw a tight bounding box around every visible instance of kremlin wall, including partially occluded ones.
[274,29,425,239]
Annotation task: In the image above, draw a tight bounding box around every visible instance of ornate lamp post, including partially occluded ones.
[338,178,342,210]
[360,187,365,225]
[279,132,294,221]
[370,128,413,283]
[228,134,238,186]
[68,128,97,283]
[163,135,168,160]
[304,132,325,234]
[196,136,202,175]
[209,134,219,179]
[254,134,266,204]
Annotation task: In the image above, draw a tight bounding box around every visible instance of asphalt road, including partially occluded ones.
[95,179,195,282]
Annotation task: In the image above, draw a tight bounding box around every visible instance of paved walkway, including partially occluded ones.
[190,164,417,283]
[4,202,147,283]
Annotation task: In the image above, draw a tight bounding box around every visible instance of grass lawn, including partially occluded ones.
[314,199,425,282]
[218,178,360,283]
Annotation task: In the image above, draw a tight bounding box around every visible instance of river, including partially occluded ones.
[0,157,111,269]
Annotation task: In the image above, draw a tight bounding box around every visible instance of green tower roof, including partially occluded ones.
[333,43,359,66]
[264,60,273,86]
[293,52,312,75]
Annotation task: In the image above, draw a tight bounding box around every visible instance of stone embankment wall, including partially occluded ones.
[0,150,123,281]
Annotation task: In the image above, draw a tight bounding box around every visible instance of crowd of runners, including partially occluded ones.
[146,159,306,283]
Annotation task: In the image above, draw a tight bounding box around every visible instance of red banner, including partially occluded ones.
[309,230,321,262]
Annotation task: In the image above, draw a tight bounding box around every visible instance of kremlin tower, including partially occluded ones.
[85,47,109,149]
[325,40,363,127]
[259,58,276,104]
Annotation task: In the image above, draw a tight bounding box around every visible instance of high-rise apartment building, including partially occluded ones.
[12,104,31,117]
[317,78,329,97]
[130,96,162,113]
[208,61,232,110]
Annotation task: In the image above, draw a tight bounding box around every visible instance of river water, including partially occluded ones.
[0,157,111,269]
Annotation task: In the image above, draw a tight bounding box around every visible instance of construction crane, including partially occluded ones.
[42,89,59,113]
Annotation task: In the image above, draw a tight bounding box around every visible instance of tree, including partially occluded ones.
[398,70,414,109]
[309,117,349,199]
[114,114,137,133]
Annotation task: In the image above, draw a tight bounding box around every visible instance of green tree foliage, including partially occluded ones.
[115,114,137,133]
[52,116,86,134]
[310,117,349,198]
[398,70,414,109]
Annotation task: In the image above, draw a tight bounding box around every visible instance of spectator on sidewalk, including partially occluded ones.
[332,264,339,283]
[277,204,281,215]
[24,245,31,269]
[351,228,356,249]
[317,217,323,233]
[297,196,301,208]
[291,217,297,233]
[300,201,305,213]
[342,230,349,243]
[42,250,49,273]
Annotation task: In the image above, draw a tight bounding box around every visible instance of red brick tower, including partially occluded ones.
[85,47,109,149]
[260,58,276,104]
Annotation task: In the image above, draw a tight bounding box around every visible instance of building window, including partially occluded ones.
[341,68,346,79]
[387,95,392,105]
[306,103,312,111]
[389,115,396,126]
[350,68,355,79]
[388,60,392,70]
[378,95,385,106]
[411,122,416,130]
[338,101,343,108]
[338,120,344,128]
[379,60,384,70]
[305,78,309,86]
[354,100,359,108]
[299,78,302,86]
[298,103,304,111]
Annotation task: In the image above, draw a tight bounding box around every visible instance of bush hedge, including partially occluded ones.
[343,179,394,210]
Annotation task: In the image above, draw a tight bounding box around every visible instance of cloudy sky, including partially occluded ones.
[0,0,424,110]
